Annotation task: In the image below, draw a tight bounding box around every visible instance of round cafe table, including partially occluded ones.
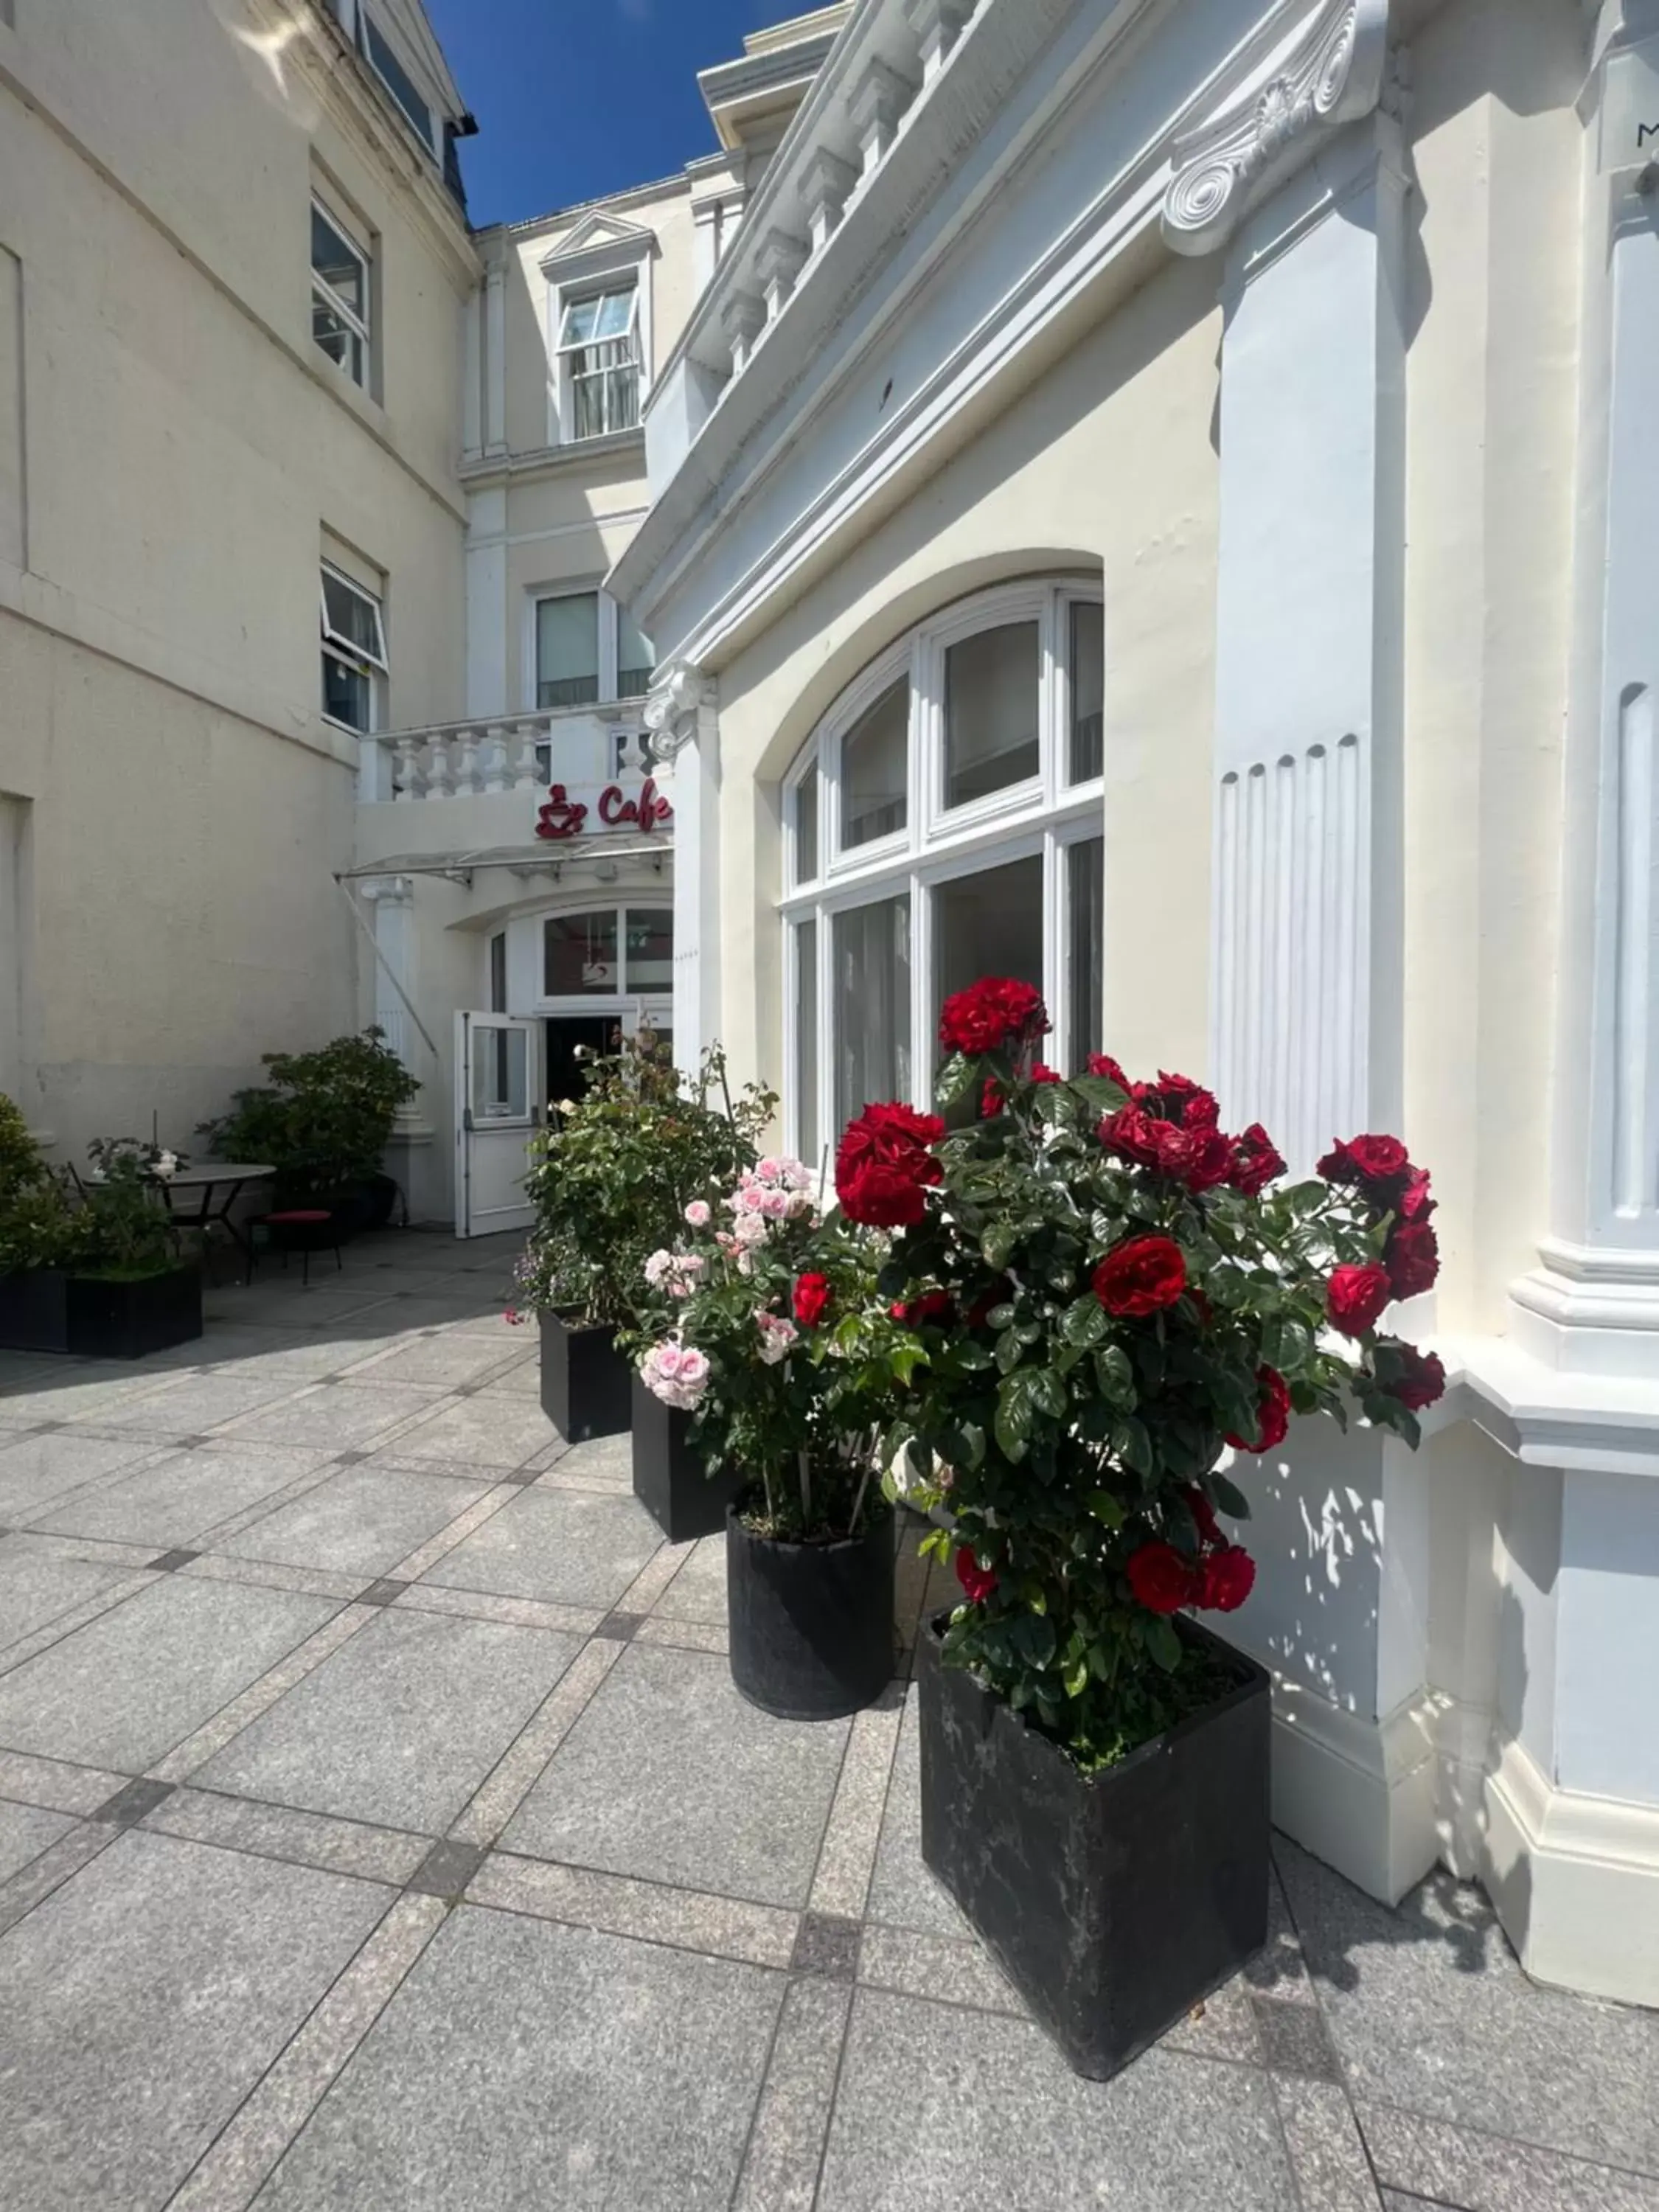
[156,1163,275,1285]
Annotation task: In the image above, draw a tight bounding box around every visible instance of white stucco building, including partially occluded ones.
[4,0,1658,2012]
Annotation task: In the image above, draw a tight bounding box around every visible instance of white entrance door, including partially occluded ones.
[455,1012,542,1238]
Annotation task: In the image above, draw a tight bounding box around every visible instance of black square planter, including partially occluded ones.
[539,1311,632,1443]
[64,1265,203,1360]
[0,1269,70,1354]
[917,1615,1270,2080]
[630,1374,742,1542]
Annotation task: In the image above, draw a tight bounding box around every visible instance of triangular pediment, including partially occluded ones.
[540,210,658,274]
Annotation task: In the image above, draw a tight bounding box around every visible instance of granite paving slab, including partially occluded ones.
[422,1484,664,1607]
[193,1606,584,1834]
[0,1428,162,1520]
[28,1444,332,1550]
[254,1904,785,2212]
[0,1828,389,2212]
[866,1686,973,1939]
[653,1532,728,1621]
[222,1382,447,1453]
[0,1796,77,1882]
[0,1537,137,1646]
[502,1641,849,1907]
[219,1463,490,1578]
[0,1573,341,1773]
[382,1391,559,1470]
[819,1986,1300,2211]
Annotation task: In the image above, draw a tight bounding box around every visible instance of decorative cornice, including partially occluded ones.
[1162,0,1391,258]
[643,663,715,762]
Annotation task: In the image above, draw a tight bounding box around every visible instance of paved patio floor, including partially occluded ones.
[0,1229,1655,2211]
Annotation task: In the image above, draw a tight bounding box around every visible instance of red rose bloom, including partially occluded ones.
[1032,1064,1062,1085]
[1385,1221,1439,1301]
[1398,1167,1437,1223]
[1228,1123,1286,1197]
[1093,1237,1187,1317]
[981,1078,1004,1119]
[1227,1366,1290,1454]
[1134,1073,1221,1130]
[1326,1261,1393,1337]
[1194,1544,1256,1613]
[1099,1105,1164,1168]
[954,1548,998,1604]
[792,1273,832,1327]
[1126,1541,1197,1615]
[1378,1342,1447,1412]
[892,1288,954,1327]
[1088,1053,1130,1090]
[939,977,1050,1056]
[1319,1133,1409,1187]
[835,1101,945,1228]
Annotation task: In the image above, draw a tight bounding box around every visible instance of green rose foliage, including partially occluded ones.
[518,1031,775,1331]
[870,1004,1441,1773]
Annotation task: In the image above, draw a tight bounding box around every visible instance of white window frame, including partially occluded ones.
[555,285,642,443]
[780,580,1106,1161]
[538,226,656,449]
[310,195,372,390]
[320,561,388,736]
[331,0,442,159]
[533,901,675,1014]
[524,584,654,716]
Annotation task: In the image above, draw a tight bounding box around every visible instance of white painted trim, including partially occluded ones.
[1265,1670,1442,1907]
[1483,1733,1659,2006]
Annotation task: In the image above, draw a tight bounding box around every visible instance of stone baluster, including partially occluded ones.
[513,723,543,790]
[455,724,481,794]
[392,736,420,801]
[425,734,453,800]
[481,725,511,793]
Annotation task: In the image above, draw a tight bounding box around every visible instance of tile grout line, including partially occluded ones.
[382,1479,526,1584]
[1267,1848,1387,2209]
[0,1568,167,1677]
[445,1632,625,1849]
[145,1602,379,1786]
[723,1963,801,2212]
[1354,2091,1659,2195]
[0,1815,122,1936]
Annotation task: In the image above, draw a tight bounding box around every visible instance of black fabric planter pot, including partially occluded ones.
[63,1265,204,1360]
[726,1502,895,1722]
[0,1270,70,1354]
[917,1616,1270,2081]
[539,1311,631,1442]
[630,1375,742,1542]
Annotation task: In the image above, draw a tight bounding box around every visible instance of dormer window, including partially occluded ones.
[557,287,641,440]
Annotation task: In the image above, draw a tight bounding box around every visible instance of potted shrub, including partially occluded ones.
[515,1030,773,1489]
[64,1139,201,1358]
[856,975,1447,2079]
[634,1158,908,1719]
[0,1095,75,1352]
[198,1028,417,1236]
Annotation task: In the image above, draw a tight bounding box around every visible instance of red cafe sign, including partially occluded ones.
[535,778,674,842]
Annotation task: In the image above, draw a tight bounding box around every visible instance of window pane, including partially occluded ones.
[543,911,619,995]
[312,295,364,384]
[310,209,365,316]
[793,759,820,886]
[1068,837,1105,1066]
[364,13,434,146]
[796,919,819,1174]
[536,594,599,708]
[841,678,908,849]
[944,622,1040,808]
[625,908,673,993]
[934,854,1044,1016]
[321,568,383,662]
[617,603,653,698]
[473,1026,528,1119]
[833,894,911,1131]
[489,932,507,1014]
[322,652,370,731]
[1069,602,1104,783]
[592,288,636,340]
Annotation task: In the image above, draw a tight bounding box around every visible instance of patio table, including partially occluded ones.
[156,1162,275,1285]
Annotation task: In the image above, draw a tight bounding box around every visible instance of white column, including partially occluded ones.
[483,259,507,457]
[465,487,508,718]
[644,664,719,1071]
[1510,15,1659,1378]
[361,877,418,1085]
[462,276,484,462]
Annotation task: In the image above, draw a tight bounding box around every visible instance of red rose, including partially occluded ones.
[939,977,1050,1056]
[1228,1123,1286,1197]
[981,1078,1004,1119]
[1099,1105,1164,1168]
[1088,1053,1130,1090]
[1186,1487,1222,1547]
[1126,1541,1197,1615]
[1134,1073,1220,1130]
[893,1288,954,1327]
[1032,1064,1062,1085]
[835,1100,945,1228]
[1226,1366,1290,1453]
[1326,1261,1392,1337]
[1194,1544,1256,1613]
[793,1273,832,1326]
[1399,1167,1436,1223]
[954,1548,998,1604]
[1093,1237,1187,1317]
[1385,1221,1439,1301]
[1319,1133,1409,1186]
[1173,1127,1234,1193]
[1376,1340,1447,1412]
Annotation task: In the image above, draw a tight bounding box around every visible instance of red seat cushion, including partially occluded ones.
[265,1210,333,1224]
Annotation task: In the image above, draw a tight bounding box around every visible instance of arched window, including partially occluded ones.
[782,580,1106,1171]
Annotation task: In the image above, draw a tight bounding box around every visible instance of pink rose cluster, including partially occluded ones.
[639,1338,712,1412]
[719,1157,819,1273]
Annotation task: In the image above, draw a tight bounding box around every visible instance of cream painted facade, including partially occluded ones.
[0,0,473,1156]
[615,0,1659,2008]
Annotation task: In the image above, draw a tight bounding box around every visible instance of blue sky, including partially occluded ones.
[425,0,790,227]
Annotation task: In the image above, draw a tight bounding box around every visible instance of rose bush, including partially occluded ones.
[855,976,1445,1770]
[632,1156,908,1541]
